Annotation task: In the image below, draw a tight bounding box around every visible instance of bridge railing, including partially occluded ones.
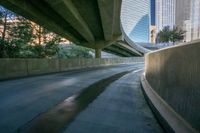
[0,57,143,80]
[142,40,200,132]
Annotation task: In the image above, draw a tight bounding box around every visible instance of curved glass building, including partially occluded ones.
[121,0,150,43]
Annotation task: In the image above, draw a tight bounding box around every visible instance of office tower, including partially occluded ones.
[190,0,200,40]
[175,0,191,27]
[181,0,200,42]
[151,0,156,26]
[156,0,176,33]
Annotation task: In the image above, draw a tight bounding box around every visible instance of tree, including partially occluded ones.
[32,24,49,45]
[0,6,14,57]
[0,6,9,41]
[0,6,34,57]
[42,36,61,58]
[156,26,171,43]
[0,6,92,59]
[8,16,33,44]
[0,39,9,57]
[169,27,185,44]
[8,16,34,57]
[157,26,186,45]
[58,44,93,59]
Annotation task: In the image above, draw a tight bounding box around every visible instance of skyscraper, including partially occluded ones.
[156,0,176,33]
[121,0,150,43]
[151,0,156,25]
[175,0,191,27]
[175,0,191,42]
[190,0,200,40]
[180,0,200,42]
[150,0,156,43]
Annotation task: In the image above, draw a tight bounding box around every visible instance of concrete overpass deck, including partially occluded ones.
[0,63,164,133]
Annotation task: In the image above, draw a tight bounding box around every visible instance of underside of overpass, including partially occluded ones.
[0,0,145,57]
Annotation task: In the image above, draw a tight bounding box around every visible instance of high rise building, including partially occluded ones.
[121,0,150,43]
[156,0,176,33]
[150,0,156,44]
[174,0,191,42]
[179,0,200,42]
[175,0,191,27]
[151,0,156,25]
[183,20,192,42]
[190,0,200,41]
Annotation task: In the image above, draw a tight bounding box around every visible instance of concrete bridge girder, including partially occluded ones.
[97,0,122,41]
[44,0,95,43]
[1,0,80,43]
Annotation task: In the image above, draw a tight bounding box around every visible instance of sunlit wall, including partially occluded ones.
[121,0,150,43]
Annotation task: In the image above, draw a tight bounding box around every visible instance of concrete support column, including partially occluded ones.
[95,48,101,58]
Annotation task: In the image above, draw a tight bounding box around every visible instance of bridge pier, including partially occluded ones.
[95,48,101,58]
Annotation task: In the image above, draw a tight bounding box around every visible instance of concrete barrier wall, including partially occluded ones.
[0,57,143,80]
[145,40,200,131]
[0,59,28,79]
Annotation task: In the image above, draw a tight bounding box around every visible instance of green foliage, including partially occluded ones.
[0,39,26,58]
[157,26,171,43]
[17,39,60,58]
[0,39,9,57]
[58,44,93,59]
[0,6,93,59]
[169,27,185,44]
[0,7,32,57]
[8,16,33,44]
[157,26,186,44]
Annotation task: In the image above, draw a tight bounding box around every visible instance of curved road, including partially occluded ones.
[0,63,163,133]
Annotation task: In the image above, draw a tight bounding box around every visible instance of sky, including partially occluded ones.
[151,0,155,25]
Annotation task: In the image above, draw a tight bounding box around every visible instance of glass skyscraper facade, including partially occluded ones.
[156,0,176,33]
[151,0,156,25]
[121,0,150,43]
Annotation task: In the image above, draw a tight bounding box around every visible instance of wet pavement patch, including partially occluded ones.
[18,71,130,133]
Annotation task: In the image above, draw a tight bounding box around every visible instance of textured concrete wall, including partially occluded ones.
[145,40,200,131]
[0,57,143,80]
[0,59,28,79]
[27,59,60,75]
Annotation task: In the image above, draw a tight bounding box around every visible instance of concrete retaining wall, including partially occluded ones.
[145,40,200,132]
[0,57,143,80]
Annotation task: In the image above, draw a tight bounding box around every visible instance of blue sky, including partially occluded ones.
[151,0,155,25]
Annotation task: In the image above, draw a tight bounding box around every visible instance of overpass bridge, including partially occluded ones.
[0,0,148,58]
[0,0,199,133]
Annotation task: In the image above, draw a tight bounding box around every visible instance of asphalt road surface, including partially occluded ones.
[0,63,163,133]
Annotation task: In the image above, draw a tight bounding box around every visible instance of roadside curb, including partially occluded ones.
[140,73,197,133]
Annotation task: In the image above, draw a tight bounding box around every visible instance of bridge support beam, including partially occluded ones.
[95,48,101,58]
